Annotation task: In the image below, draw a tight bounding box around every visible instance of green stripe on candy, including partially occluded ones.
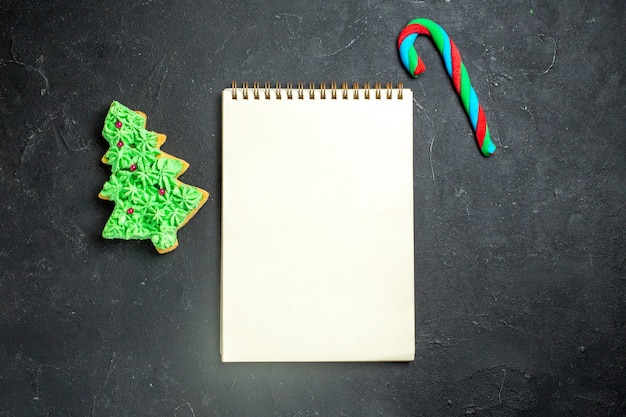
[460,65,472,114]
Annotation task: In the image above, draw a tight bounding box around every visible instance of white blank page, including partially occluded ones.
[221,87,415,362]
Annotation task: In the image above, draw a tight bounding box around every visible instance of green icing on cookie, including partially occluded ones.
[99,101,208,253]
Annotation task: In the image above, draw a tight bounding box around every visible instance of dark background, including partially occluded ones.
[1,1,624,416]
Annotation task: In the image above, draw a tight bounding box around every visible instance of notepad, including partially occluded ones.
[221,82,415,362]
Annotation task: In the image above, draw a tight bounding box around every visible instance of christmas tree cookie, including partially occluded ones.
[98,101,209,253]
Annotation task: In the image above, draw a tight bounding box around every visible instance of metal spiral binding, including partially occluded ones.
[230,81,405,100]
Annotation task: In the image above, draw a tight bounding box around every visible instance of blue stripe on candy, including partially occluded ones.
[441,30,452,77]
[469,88,479,128]
[399,34,418,72]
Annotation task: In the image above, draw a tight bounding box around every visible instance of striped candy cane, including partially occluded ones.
[398,18,496,156]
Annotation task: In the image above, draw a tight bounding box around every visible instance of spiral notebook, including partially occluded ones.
[221,82,415,362]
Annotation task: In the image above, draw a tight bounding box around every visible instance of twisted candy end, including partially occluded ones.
[413,58,426,78]
[481,138,497,157]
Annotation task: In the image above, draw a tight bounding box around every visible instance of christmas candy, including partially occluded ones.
[398,18,496,156]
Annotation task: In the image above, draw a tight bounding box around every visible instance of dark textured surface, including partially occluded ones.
[1,1,625,416]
